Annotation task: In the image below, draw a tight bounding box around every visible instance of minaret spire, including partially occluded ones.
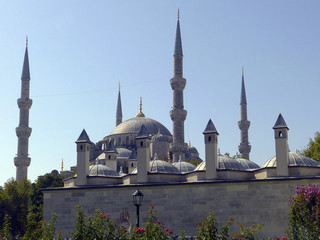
[238,67,251,159]
[14,40,33,180]
[116,83,122,126]
[170,12,188,162]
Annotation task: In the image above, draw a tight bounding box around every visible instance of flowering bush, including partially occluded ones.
[131,204,173,240]
[289,184,320,239]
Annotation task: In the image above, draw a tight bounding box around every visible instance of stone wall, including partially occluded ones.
[43,177,320,238]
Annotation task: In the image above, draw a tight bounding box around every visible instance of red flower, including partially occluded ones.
[169,230,173,234]
[107,214,110,217]
[135,228,141,233]
[206,226,209,230]
[157,221,161,225]
[103,215,106,219]
[165,228,169,232]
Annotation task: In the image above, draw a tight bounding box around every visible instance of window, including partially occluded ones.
[208,136,211,142]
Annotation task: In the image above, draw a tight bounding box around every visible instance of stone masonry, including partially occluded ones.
[43,177,320,238]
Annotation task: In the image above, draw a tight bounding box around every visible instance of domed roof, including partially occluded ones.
[187,145,198,154]
[173,161,196,173]
[194,155,248,171]
[132,159,180,174]
[116,147,132,158]
[89,164,119,177]
[109,117,172,137]
[235,158,260,169]
[262,152,320,168]
[151,131,171,142]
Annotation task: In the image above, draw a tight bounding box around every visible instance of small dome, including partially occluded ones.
[263,152,320,168]
[194,155,247,171]
[117,147,132,158]
[89,164,119,177]
[235,158,260,169]
[187,145,198,154]
[151,132,171,142]
[132,160,180,174]
[173,161,196,173]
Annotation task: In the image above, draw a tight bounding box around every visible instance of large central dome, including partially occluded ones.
[110,117,172,136]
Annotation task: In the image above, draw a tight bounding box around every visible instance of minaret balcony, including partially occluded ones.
[170,77,186,90]
[238,120,250,129]
[14,156,31,167]
[170,109,187,121]
[16,127,32,138]
[17,98,33,109]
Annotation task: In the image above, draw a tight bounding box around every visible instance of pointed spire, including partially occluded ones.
[273,113,289,129]
[76,129,91,143]
[136,97,145,117]
[116,83,123,126]
[106,139,118,153]
[21,37,30,80]
[61,158,64,172]
[241,67,247,105]
[203,119,219,134]
[136,124,149,138]
[174,10,183,56]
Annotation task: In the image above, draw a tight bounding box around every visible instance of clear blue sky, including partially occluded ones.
[0,1,319,185]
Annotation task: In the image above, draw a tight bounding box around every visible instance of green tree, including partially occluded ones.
[0,178,31,237]
[302,132,320,162]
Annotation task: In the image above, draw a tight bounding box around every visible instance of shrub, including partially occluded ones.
[289,184,320,239]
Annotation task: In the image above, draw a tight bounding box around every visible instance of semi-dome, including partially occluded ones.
[109,117,172,137]
[132,159,180,174]
[116,147,132,158]
[235,157,260,169]
[262,152,320,168]
[89,164,119,177]
[151,131,171,142]
[187,145,198,154]
[195,155,248,171]
[173,161,196,173]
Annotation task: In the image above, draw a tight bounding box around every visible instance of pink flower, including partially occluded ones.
[281,237,286,240]
[165,228,169,232]
[157,221,161,225]
[169,230,173,234]
[103,215,106,219]
[135,228,141,233]
[107,214,110,217]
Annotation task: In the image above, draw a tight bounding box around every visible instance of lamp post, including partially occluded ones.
[133,189,144,228]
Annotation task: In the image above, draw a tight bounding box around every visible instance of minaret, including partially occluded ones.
[116,83,122,126]
[169,10,188,162]
[14,38,33,181]
[238,68,251,159]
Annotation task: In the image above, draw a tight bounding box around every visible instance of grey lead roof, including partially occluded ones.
[76,129,91,143]
[105,140,118,153]
[263,152,320,168]
[136,124,149,138]
[273,114,289,129]
[203,119,219,134]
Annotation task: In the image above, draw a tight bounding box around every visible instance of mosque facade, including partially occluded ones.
[25,15,320,237]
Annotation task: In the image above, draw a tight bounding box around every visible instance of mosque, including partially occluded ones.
[15,14,320,238]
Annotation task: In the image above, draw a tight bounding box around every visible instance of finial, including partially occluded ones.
[179,155,182,162]
[136,97,145,117]
[61,158,64,172]
[26,36,28,47]
[188,140,191,146]
[242,66,244,77]
[154,153,158,160]
[178,9,180,20]
[119,82,120,91]
[158,128,160,134]
[168,151,171,163]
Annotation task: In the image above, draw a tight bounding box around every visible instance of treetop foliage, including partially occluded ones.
[302,132,320,162]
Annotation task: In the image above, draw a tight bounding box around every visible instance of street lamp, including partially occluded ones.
[133,189,144,228]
